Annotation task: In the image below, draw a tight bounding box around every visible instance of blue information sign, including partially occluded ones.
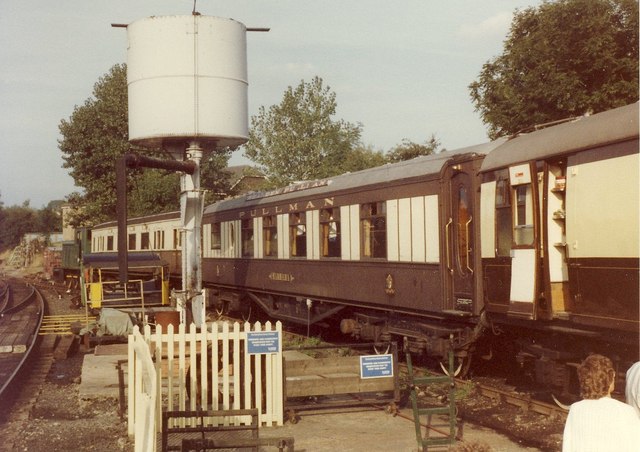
[360,354,393,379]
[246,331,280,355]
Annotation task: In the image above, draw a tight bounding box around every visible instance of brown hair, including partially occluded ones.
[577,354,615,399]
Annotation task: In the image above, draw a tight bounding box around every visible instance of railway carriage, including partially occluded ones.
[91,210,182,276]
[479,102,639,385]
[200,140,505,359]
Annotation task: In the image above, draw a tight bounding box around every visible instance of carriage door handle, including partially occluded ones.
[445,218,453,274]
[465,216,473,274]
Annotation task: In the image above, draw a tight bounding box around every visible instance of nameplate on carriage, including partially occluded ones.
[246,331,281,355]
[360,355,393,379]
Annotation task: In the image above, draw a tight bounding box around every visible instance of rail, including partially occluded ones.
[0,283,45,400]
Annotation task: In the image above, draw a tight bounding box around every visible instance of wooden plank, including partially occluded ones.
[0,333,18,353]
[53,335,77,359]
[12,332,30,353]
[285,373,394,398]
[284,356,360,376]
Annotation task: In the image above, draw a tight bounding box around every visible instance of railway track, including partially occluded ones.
[0,279,46,401]
[0,279,56,450]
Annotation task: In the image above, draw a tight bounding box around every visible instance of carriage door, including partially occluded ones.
[445,164,475,313]
[507,163,538,319]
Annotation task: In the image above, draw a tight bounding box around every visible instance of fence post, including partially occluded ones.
[131,328,157,452]
[127,327,137,437]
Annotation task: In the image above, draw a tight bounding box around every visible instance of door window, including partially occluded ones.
[360,202,387,259]
[241,219,254,257]
[320,208,341,258]
[513,184,534,246]
[289,212,307,257]
[457,186,471,273]
[263,215,278,257]
[210,222,221,250]
[495,175,512,256]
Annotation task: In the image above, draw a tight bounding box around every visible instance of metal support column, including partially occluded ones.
[177,141,206,325]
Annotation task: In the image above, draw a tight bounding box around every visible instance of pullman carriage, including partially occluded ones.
[201,140,503,359]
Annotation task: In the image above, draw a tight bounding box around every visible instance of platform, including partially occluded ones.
[80,344,541,451]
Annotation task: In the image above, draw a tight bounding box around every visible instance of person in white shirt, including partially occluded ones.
[562,354,640,452]
[626,361,640,418]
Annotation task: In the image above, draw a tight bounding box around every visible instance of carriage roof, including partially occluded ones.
[480,103,639,173]
[205,139,505,214]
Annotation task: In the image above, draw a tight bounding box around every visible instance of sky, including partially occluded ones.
[0,0,542,208]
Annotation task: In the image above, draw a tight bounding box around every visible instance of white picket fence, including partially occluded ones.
[130,328,157,452]
[127,320,284,443]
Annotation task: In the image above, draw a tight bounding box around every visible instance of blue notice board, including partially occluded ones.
[360,354,394,379]
[246,331,280,355]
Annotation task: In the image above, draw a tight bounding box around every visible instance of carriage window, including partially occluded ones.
[106,235,114,251]
[128,233,136,250]
[211,222,221,250]
[154,230,165,249]
[289,213,307,257]
[360,202,387,259]
[513,184,534,246]
[229,223,235,251]
[140,232,150,250]
[321,208,341,258]
[173,228,182,249]
[495,176,512,256]
[241,219,254,257]
[263,215,278,257]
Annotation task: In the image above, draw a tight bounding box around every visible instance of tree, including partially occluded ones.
[340,144,387,173]
[127,170,181,218]
[0,205,37,250]
[244,77,363,187]
[469,0,639,138]
[386,136,441,163]
[59,64,132,225]
[36,204,61,235]
[59,64,233,226]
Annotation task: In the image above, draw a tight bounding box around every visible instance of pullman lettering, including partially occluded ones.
[239,197,334,219]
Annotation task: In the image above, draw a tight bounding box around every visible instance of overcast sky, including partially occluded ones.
[0,0,541,208]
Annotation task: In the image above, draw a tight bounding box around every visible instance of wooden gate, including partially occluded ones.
[128,320,284,440]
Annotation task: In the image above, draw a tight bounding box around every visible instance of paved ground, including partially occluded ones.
[259,406,539,451]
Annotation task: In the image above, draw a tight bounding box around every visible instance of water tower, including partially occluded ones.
[126,14,249,324]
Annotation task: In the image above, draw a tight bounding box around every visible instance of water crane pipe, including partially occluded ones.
[116,153,196,285]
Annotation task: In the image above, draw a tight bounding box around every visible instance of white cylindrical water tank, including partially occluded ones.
[127,15,248,151]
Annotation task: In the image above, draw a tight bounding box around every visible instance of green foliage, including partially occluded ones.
[340,144,387,173]
[244,77,363,187]
[200,151,234,203]
[127,170,181,218]
[36,205,61,235]
[469,0,639,138]
[386,136,441,163]
[59,64,132,226]
[58,63,233,227]
[0,205,37,250]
